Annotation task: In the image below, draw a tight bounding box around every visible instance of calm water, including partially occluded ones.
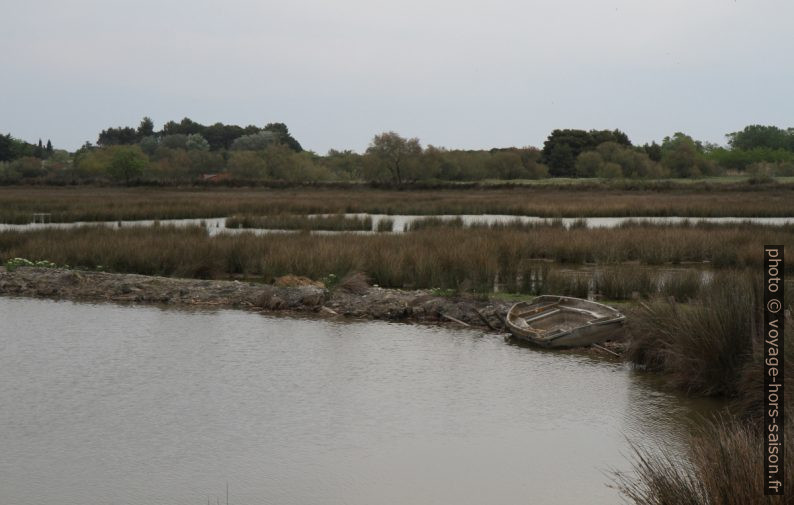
[0,297,712,505]
[2,214,792,235]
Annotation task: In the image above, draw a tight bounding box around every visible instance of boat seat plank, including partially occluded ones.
[524,308,561,323]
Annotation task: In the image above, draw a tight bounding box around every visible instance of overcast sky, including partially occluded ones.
[2,0,792,153]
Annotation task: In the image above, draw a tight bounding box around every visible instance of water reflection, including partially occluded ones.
[0,297,718,505]
[1,213,792,235]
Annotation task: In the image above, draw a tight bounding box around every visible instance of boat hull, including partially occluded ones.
[506,296,625,348]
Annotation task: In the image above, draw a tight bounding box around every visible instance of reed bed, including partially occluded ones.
[621,277,793,505]
[626,272,761,397]
[2,224,792,290]
[225,214,372,231]
[2,186,794,223]
[615,417,793,505]
[406,217,465,231]
[512,267,717,300]
[375,218,394,232]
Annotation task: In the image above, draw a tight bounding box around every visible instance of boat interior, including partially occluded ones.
[509,298,616,336]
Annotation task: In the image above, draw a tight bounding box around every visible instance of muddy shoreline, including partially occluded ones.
[0,267,514,332]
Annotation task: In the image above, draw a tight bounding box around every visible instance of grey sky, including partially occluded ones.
[2,0,792,153]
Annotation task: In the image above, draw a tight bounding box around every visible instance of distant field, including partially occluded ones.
[476,175,794,185]
[1,182,793,223]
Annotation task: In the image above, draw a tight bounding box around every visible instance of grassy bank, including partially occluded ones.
[2,186,794,223]
[1,223,792,290]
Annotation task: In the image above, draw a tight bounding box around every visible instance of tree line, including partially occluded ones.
[1,120,793,185]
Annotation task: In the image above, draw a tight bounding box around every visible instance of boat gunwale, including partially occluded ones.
[506,295,625,347]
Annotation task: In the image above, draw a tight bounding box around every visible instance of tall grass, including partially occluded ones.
[1,225,792,289]
[375,217,394,232]
[2,186,794,223]
[615,417,793,505]
[225,214,372,231]
[661,269,704,301]
[406,217,464,231]
[594,269,655,300]
[626,272,761,397]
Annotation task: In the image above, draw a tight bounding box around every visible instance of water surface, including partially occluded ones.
[0,297,711,505]
[2,214,792,235]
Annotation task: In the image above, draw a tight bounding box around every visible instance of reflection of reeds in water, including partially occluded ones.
[375,217,394,232]
[406,217,464,231]
[594,269,655,300]
[511,267,714,300]
[225,214,372,231]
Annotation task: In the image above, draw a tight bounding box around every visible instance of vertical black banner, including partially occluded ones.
[765,245,785,495]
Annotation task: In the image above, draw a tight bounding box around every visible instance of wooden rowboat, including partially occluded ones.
[506,295,625,348]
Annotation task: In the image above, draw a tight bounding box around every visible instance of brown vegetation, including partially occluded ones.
[615,417,793,505]
[625,273,762,397]
[2,186,794,223]
[225,214,372,231]
[1,223,791,292]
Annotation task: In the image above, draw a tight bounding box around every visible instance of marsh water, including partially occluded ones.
[0,297,717,505]
[1,214,792,235]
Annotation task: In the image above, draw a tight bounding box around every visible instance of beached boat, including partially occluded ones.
[506,295,625,348]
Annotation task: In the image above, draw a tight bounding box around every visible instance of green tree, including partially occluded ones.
[108,146,148,184]
[596,161,623,178]
[642,141,662,161]
[264,122,303,152]
[727,125,794,151]
[44,150,71,172]
[137,117,155,138]
[231,131,277,151]
[0,134,13,161]
[261,144,295,179]
[227,151,267,179]
[160,134,188,150]
[97,126,138,146]
[0,134,35,161]
[204,122,244,150]
[185,133,210,151]
[542,129,631,176]
[365,132,422,185]
[139,135,159,155]
[161,117,204,136]
[486,151,526,179]
[11,156,46,178]
[325,149,365,180]
[575,151,603,177]
[661,133,702,177]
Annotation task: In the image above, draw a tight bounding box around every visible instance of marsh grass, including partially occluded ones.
[615,418,793,505]
[1,224,792,289]
[225,214,372,231]
[375,217,394,232]
[661,269,704,301]
[3,186,794,223]
[626,273,761,396]
[406,217,464,231]
[594,269,655,300]
[620,287,793,503]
